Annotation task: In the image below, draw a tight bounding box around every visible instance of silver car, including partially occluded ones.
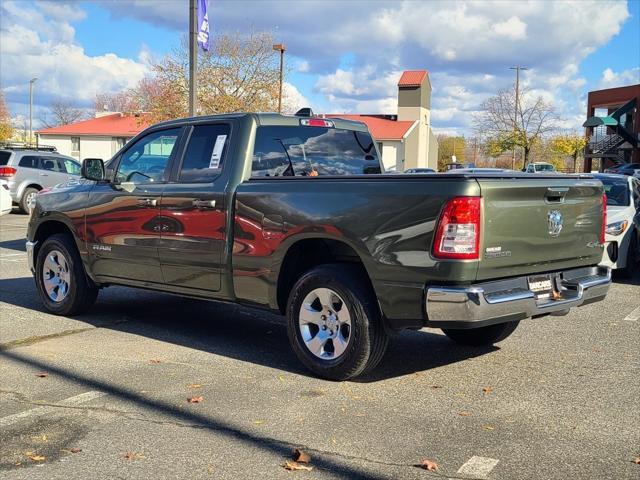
[0,145,81,213]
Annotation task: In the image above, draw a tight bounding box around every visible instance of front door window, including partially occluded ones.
[115,128,181,184]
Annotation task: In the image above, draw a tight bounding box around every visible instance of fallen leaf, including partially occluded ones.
[420,458,438,471]
[187,384,202,389]
[278,375,285,382]
[430,385,442,389]
[253,420,264,425]
[457,411,471,416]
[123,451,145,460]
[483,424,495,431]
[283,460,313,471]
[149,359,162,364]
[26,453,46,462]
[482,386,493,394]
[31,434,47,442]
[293,448,311,463]
[70,448,82,453]
[634,456,640,465]
[187,396,204,404]
[35,372,48,378]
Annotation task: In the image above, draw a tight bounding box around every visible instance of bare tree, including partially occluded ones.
[40,100,88,128]
[473,86,559,166]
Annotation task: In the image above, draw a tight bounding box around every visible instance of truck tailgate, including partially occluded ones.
[477,177,604,281]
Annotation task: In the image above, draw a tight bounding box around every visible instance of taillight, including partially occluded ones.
[600,193,607,244]
[433,196,481,260]
[0,166,17,177]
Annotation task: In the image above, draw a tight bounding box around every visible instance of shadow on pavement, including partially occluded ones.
[0,348,391,480]
[0,238,27,253]
[611,269,640,286]
[0,276,495,382]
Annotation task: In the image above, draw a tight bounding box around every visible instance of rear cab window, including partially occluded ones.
[251,125,381,177]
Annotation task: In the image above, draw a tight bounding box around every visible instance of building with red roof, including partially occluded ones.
[36,70,437,171]
[36,112,150,161]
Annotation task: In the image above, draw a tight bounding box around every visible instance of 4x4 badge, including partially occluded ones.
[547,210,563,237]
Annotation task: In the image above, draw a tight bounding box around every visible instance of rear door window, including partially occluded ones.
[18,155,40,169]
[0,151,12,165]
[178,124,230,182]
[252,126,381,177]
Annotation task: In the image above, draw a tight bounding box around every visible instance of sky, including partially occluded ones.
[1,0,639,135]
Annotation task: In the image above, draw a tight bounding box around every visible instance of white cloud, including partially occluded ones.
[0,1,148,116]
[296,60,310,73]
[283,82,312,113]
[599,67,640,89]
[491,16,527,40]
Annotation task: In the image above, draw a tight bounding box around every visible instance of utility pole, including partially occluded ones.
[509,66,528,169]
[273,44,286,113]
[29,77,37,144]
[188,0,197,116]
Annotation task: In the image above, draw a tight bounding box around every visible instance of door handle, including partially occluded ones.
[193,199,216,209]
[138,198,157,207]
[41,173,49,177]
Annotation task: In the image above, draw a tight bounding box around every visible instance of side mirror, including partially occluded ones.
[81,158,105,181]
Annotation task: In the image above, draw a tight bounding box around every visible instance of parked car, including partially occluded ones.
[524,162,556,173]
[604,162,640,176]
[595,173,640,276]
[0,179,12,216]
[445,162,475,171]
[27,112,611,380]
[443,168,514,174]
[404,168,435,174]
[0,144,81,213]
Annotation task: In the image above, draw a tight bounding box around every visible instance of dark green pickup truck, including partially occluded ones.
[27,113,611,379]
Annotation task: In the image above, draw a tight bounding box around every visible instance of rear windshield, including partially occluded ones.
[0,151,11,165]
[251,126,381,177]
[601,178,630,206]
[536,164,555,172]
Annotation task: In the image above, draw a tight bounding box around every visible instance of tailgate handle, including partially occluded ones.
[545,187,569,203]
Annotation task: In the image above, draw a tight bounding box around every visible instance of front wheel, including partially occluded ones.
[35,233,98,316]
[286,264,388,381]
[442,321,519,346]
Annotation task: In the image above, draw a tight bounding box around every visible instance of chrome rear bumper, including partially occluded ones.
[426,266,611,328]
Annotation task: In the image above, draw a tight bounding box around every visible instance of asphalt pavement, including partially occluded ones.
[1,211,638,479]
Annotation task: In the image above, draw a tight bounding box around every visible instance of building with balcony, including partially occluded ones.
[583,84,640,172]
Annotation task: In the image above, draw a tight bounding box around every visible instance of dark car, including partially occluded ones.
[604,162,640,176]
[26,112,611,380]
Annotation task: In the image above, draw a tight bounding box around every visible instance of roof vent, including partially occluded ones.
[294,107,314,117]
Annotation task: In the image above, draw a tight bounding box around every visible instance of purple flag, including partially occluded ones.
[197,0,210,51]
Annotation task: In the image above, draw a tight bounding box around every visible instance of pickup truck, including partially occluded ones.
[26,113,611,380]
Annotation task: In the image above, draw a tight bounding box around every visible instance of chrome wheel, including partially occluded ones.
[42,250,71,302]
[26,191,37,212]
[299,287,352,360]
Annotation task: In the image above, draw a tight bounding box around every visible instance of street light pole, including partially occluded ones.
[188,0,197,116]
[29,78,38,144]
[509,66,528,169]
[272,44,286,113]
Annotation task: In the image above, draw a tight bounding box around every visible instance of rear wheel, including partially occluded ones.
[19,187,38,214]
[286,264,388,381]
[620,232,639,278]
[442,321,519,346]
[35,233,98,316]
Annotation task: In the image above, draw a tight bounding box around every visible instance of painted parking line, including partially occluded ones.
[0,253,26,257]
[0,391,106,427]
[456,456,500,479]
[623,306,640,322]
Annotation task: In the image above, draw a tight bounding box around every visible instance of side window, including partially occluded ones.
[178,124,230,183]
[41,157,64,172]
[115,128,181,184]
[19,155,39,169]
[64,159,81,175]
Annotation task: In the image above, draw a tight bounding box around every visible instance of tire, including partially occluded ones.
[619,232,638,279]
[19,187,38,214]
[442,321,520,346]
[286,264,388,381]
[35,233,98,316]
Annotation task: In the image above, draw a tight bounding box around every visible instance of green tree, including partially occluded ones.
[436,135,466,171]
[0,92,12,143]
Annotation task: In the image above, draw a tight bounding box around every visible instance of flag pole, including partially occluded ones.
[188,0,197,116]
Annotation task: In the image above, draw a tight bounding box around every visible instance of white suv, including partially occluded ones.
[0,144,81,213]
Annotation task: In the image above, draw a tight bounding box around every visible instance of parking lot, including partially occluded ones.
[0,211,638,479]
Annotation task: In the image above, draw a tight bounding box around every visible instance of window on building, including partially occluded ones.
[71,137,80,155]
[252,126,381,177]
[112,137,127,155]
[178,124,230,183]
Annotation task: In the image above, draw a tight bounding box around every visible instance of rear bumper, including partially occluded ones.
[425,266,611,329]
